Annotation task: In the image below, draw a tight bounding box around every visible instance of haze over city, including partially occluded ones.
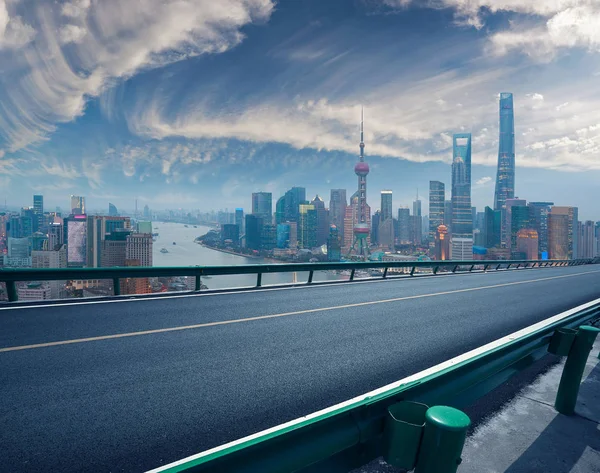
[1,0,600,219]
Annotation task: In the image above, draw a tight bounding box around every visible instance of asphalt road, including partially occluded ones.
[1,265,600,473]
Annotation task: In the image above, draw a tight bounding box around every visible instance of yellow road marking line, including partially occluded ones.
[2,269,599,353]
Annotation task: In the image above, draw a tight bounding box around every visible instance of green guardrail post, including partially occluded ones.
[349,269,355,281]
[383,401,428,470]
[256,273,262,287]
[307,270,314,284]
[433,266,439,275]
[6,281,18,302]
[383,267,388,279]
[113,278,121,296]
[555,325,600,415]
[195,275,201,291]
[410,266,416,276]
[415,406,471,473]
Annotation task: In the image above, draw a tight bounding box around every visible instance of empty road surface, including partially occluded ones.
[1,265,600,472]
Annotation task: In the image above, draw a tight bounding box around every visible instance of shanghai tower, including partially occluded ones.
[494,93,515,211]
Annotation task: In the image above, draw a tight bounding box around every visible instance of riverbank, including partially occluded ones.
[196,242,262,259]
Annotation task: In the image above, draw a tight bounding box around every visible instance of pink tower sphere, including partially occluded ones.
[354,162,370,176]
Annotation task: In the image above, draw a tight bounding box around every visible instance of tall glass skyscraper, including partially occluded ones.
[451,134,472,238]
[494,93,515,211]
[428,181,445,244]
[252,192,272,224]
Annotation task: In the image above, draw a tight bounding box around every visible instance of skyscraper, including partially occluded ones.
[371,210,380,246]
[327,225,342,261]
[494,93,516,212]
[251,192,272,224]
[578,221,595,259]
[70,195,86,216]
[126,233,153,267]
[484,206,502,248]
[299,204,317,249]
[528,202,553,258]
[329,189,347,243]
[516,229,539,260]
[429,181,445,245]
[276,187,306,226]
[548,206,578,260]
[510,205,530,255]
[348,108,370,259]
[108,203,119,216]
[505,198,526,250]
[451,133,473,259]
[398,207,410,244]
[235,208,244,233]
[379,190,394,249]
[33,195,44,232]
[66,214,87,267]
[311,195,329,246]
[245,214,263,251]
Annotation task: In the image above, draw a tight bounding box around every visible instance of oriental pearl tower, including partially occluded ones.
[348,107,370,260]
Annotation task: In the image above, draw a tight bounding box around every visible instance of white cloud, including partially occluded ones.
[528,93,544,101]
[0,0,275,150]
[59,24,87,44]
[475,176,492,186]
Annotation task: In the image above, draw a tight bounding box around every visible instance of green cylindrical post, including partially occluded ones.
[195,275,201,291]
[415,406,470,473]
[555,325,600,415]
[6,281,18,302]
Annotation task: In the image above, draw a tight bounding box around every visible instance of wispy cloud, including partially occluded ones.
[0,0,275,151]
[475,176,492,186]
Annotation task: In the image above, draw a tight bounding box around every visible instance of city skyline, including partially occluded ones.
[0,1,599,219]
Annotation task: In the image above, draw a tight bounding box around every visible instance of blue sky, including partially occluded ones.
[1,0,599,219]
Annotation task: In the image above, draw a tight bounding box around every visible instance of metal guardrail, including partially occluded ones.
[0,258,598,302]
[148,297,600,473]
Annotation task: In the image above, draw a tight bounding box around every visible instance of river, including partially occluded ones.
[152,222,345,290]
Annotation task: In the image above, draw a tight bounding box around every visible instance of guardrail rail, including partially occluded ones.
[0,258,597,303]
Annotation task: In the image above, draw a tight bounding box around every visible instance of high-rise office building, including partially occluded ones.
[329,189,347,243]
[398,207,410,244]
[371,210,380,245]
[435,224,450,260]
[221,224,240,246]
[108,203,119,216]
[327,225,342,261]
[70,195,86,215]
[101,230,131,268]
[87,216,131,268]
[260,224,277,250]
[245,214,263,251]
[348,108,370,259]
[311,195,329,246]
[494,93,516,212]
[528,202,553,258]
[20,208,34,237]
[32,244,67,299]
[516,229,539,260]
[299,204,317,249]
[66,214,87,267]
[276,187,306,226]
[33,195,44,232]
[451,133,472,259]
[429,181,445,244]
[505,198,527,250]
[510,205,530,254]
[379,190,394,249]
[548,206,578,260]
[578,221,595,259]
[410,215,422,246]
[484,206,502,248]
[276,223,291,249]
[126,233,153,267]
[143,205,150,219]
[47,222,64,250]
[252,192,272,224]
[5,237,32,267]
[235,208,244,233]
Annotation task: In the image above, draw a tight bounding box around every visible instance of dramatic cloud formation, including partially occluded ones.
[0,0,274,150]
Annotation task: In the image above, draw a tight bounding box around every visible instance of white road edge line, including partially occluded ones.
[146,295,600,473]
[0,265,591,311]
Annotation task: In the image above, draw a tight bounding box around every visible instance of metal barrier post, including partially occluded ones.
[410,266,416,276]
[415,406,471,473]
[383,267,388,279]
[496,263,501,270]
[195,275,201,291]
[6,281,18,302]
[433,266,439,275]
[113,278,121,296]
[452,265,458,273]
[555,325,600,415]
[256,273,262,287]
[469,265,474,272]
[349,269,355,281]
[307,271,314,284]
[483,264,488,271]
